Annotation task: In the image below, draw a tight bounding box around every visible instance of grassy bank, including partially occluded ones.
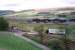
[0,32,42,50]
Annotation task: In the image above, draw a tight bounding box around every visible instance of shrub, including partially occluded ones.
[48,39,65,50]
[0,17,9,31]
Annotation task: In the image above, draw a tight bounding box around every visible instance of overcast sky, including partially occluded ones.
[0,0,75,11]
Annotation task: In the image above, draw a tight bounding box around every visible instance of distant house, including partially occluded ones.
[48,29,65,34]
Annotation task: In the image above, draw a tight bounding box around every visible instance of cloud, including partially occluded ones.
[4,4,19,7]
[0,0,75,11]
[63,0,75,4]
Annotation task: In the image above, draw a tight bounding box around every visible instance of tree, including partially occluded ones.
[0,17,9,31]
[57,24,70,50]
[34,24,49,45]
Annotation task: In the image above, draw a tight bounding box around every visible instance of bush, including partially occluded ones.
[0,17,9,31]
[51,42,63,50]
[48,39,65,50]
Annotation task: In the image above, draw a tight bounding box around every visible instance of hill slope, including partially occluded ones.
[0,10,15,16]
[0,32,42,50]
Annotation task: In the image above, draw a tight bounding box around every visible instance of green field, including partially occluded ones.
[0,32,42,50]
[9,21,65,32]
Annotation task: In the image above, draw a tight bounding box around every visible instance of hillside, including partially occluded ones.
[0,10,15,16]
[4,7,75,19]
[0,32,42,50]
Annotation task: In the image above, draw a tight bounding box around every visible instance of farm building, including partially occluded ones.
[48,29,65,34]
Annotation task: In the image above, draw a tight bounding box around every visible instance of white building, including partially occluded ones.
[48,29,65,34]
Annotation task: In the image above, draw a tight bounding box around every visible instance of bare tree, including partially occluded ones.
[34,24,49,45]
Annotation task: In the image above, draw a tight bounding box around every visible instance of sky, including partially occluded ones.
[0,0,75,11]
